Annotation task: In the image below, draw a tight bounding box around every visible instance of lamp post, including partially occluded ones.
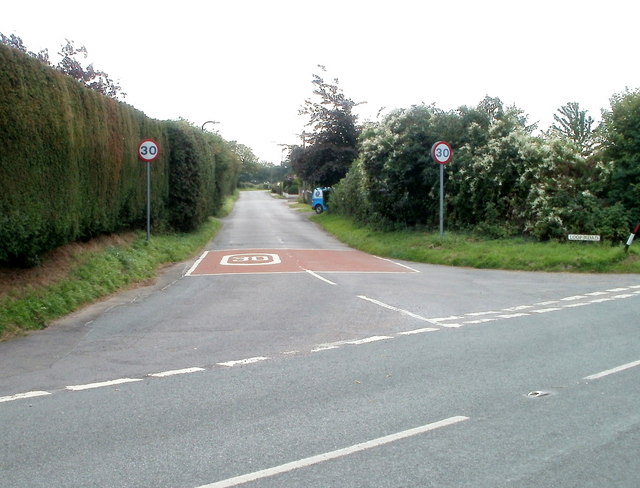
[201,120,219,132]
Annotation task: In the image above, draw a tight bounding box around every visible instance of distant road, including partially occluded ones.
[1,191,639,487]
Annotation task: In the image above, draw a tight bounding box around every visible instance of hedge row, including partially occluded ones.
[0,44,240,265]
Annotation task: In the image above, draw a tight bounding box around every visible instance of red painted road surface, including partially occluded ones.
[187,249,416,276]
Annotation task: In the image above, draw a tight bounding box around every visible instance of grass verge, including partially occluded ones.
[0,193,237,341]
[312,213,640,274]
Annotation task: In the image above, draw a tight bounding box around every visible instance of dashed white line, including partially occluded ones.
[66,378,143,391]
[196,416,469,488]
[584,359,640,380]
[397,327,439,335]
[531,307,562,313]
[217,357,270,367]
[148,367,205,377]
[344,336,393,345]
[0,391,51,403]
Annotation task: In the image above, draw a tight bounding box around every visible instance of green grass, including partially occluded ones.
[312,213,640,274]
[0,193,239,340]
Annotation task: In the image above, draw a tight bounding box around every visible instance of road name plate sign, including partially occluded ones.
[567,234,601,241]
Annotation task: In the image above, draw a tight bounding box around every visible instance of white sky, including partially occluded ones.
[2,0,639,164]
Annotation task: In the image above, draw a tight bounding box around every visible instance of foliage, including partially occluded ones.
[333,95,629,242]
[548,102,596,157]
[0,44,240,265]
[0,33,126,100]
[291,66,361,186]
[0,216,226,339]
[601,88,640,221]
[312,213,638,273]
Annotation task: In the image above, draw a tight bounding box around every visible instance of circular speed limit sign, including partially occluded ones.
[431,141,453,165]
[138,139,160,162]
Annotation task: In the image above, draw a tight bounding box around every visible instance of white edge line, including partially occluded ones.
[148,367,205,378]
[304,269,337,286]
[196,416,469,488]
[0,391,51,403]
[185,251,210,276]
[584,359,640,380]
[66,378,143,391]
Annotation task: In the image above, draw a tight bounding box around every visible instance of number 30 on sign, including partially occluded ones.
[431,141,453,165]
[138,139,160,162]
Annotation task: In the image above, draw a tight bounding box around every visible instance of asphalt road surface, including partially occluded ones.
[1,191,639,487]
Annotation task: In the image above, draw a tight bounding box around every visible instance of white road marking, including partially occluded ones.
[375,257,420,272]
[561,295,587,301]
[311,345,341,353]
[607,288,629,292]
[185,251,209,276]
[464,318,497,324]
[535,300,559,306]
[465,311,499,317]
[0,391,51,403]
[357,296,437,324]
[531,307,562,313]
[496,313,529,319]
[196,416,470,488]
[305,269,337,285]
[344,336,393,345]
[148,367,205,377]
[584,359,640,380]
[66,378,143,391]
[397,327,439,335]
[217,357,270,367]
[589,298,613,303]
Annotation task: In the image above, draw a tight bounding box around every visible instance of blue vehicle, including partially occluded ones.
[311,187,331,214]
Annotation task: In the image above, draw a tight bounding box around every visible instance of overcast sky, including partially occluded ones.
[2,0,639,164]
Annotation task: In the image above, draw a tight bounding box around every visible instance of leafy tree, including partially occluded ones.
[0,33,125,99]
[56,39,126,99]
[602,88,640,221]
[291,66,362,187]
[549,102,596,156]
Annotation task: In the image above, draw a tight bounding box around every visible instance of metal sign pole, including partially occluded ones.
[146,160,151,241]
[439,164,444,237]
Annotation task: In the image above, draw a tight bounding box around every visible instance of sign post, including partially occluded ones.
[431,141,453,236]
[137,139,160,240]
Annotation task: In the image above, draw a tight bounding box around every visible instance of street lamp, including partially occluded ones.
[201,120,219,132]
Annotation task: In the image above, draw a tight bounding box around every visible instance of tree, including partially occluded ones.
[602,88,640,220]
[549,102,596,156]
[0,33,125,100]
[56,39,126,99]
[291,66,362,187]
[0,32,49,63]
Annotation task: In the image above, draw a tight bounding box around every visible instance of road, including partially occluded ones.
[1,191,639,487]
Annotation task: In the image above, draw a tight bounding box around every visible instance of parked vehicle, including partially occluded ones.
[311,187,331,214]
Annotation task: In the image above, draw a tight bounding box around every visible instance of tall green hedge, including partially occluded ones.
[0,44,239,265]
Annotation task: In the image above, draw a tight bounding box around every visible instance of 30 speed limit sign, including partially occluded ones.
[138,139,160,162]
[431,141,453,165]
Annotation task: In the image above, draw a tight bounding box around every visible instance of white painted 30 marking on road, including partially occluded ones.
[196,416,470,488]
